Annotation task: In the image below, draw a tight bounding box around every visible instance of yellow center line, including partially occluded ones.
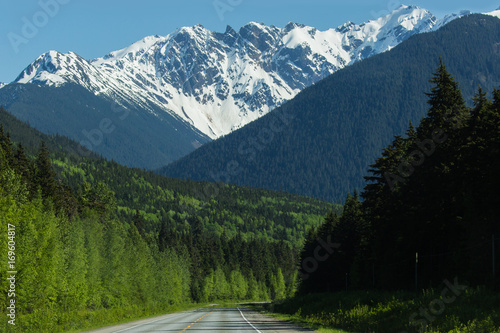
[179,311,213,332]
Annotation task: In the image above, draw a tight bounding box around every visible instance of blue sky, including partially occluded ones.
[0,0,498,83]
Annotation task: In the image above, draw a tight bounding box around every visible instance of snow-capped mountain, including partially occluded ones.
[12,5,463,139]
[0,82,5,90]
[486,6,500,19]
[433,10,471,30]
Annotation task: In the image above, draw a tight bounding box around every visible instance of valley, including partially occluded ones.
[0,4,499,333]
[0,5,468,169]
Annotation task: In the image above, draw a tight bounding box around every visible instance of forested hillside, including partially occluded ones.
[262,62,500,333]
[0,82,210,169]
[0,106,339,247]
[0,108,338,332]
[298,63,500,294]
[161,14,500,202]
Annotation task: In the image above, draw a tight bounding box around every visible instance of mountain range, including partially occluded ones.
[160,14,500,202]
[0,5,475,168]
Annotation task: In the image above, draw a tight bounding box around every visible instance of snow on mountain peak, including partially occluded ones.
[243,21,268,30]
[434,10,471,30]
[486,7,500,19]
[371,4,434,32]
[97,35,167,64]
[337,21,356,33]
[12,5,450,139]
[15,50,79,85]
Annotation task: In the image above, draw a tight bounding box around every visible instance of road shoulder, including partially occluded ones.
[239,306,314,332]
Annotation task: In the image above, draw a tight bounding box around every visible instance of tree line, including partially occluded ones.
[160,15,500,203]
[0,104,338,248]
[0,129,298,332]
[299,62,500,293]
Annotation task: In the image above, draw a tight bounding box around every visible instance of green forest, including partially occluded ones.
[0,108,338,332]
[275,62,500,332]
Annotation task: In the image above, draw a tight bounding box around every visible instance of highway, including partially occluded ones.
[84,306,312,333]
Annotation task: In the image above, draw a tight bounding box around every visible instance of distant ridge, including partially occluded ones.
[160,14,500,202]
[11,5,441,139]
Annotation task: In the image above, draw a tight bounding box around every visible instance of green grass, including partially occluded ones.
[257,286,500,333]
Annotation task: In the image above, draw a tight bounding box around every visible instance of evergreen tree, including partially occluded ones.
[246,271,260,300]
[34,141,57,201]
[213,267,230,300]
[13,143,31,184]
[417,59,467,143]
[230,270,248,300]
[133,209,146,238]
[83,215,104,309]
[60,218,89,310]
[274,268,286,300]
[0,126,14,165]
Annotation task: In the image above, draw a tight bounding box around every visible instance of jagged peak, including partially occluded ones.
[170,24,209,38]
[225,25,237,35]
[243,21,267,28]
[96,34,166,63]
[35,50,74,67]
[239,21,276,36]
[375,4,431,21]
[169,24,213,43]
[335,5,433,35]
[362,3,435,34]
[39,50,65,60]
[9,3,464,139]
[336,20,356,33]
[393,4,424,12]
[388,4,431,18]
[283,21,307,34]
[39,50,83,58]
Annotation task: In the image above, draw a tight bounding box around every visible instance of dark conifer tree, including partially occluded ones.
[34,141,57,201]
[158,219,171,252]
[418,59,468,139]
[0,126,14,165]
[13,143,31,184]
[133,209,146,238]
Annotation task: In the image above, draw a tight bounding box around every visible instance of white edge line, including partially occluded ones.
[237,307,263,333]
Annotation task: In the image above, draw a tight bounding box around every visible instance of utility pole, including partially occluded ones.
[415,252,418,292]
[372,263,375,288]
[493,235,496,278]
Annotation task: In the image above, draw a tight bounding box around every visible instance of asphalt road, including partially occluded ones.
[84,307,312,333]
